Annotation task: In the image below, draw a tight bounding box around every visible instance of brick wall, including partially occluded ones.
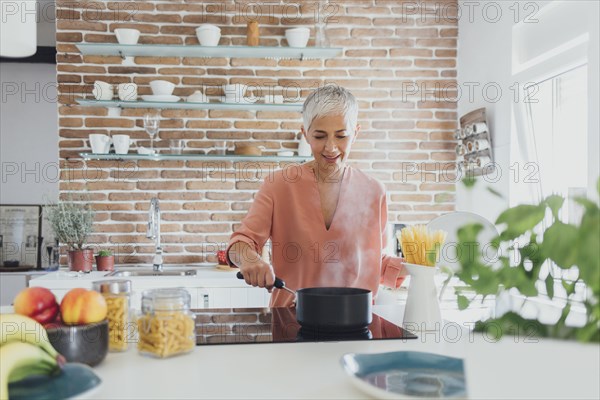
[55,0,458,265]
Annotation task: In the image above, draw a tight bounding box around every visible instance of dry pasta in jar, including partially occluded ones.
[137,288,195,358]
[92,279,132,352]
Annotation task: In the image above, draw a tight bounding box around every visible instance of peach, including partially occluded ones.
[13,287,60,325]
[60,288,107,325]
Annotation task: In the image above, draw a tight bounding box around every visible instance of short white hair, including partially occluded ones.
[302,85,358,133]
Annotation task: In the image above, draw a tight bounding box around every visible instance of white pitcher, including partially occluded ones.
[402,262,442,332]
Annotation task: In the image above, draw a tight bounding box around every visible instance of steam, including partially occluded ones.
[315,168,384,289]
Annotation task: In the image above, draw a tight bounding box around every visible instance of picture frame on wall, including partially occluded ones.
[0,205,42,270]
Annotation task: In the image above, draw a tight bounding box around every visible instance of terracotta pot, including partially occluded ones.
[95,255,115,271]
[68,249,94,272]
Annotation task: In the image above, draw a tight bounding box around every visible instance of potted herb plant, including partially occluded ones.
[45,199,95,272]
[95,249,114,271]
[453,178,599,343]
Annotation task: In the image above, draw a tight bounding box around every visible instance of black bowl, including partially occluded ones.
[46,319,109,367]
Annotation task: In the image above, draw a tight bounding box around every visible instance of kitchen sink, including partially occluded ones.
[107,269,200,277]
[105,263,216,277]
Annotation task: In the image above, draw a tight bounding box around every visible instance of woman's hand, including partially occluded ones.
[229,241,275,290]
[240,257,275,290]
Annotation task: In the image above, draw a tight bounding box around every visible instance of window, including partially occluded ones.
[524,64,588,224]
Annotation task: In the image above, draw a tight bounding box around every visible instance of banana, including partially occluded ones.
[0,341,61,400]
[0,314,64,363]
[7,359,58,383]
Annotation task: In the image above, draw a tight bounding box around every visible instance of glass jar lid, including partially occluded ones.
[141,287,191,313]
[92,279,132,295]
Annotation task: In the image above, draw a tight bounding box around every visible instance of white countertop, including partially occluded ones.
[29,265,246,289]
[87,305,599,400]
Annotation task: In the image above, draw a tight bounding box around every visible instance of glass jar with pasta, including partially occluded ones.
[92,279,132,352]
[137,288,195,358]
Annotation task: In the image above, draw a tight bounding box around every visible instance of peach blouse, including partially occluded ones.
[226,163,405,307]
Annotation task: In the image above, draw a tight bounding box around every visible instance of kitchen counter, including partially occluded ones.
[28,265,246,289]
[88,305,599,399]
[28,265,269,309]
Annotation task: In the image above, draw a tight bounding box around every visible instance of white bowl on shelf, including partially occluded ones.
[196,24,221,46]
[137,146,156,155]
[277,151,294,157]
[285,27,310,48]
[114,28,140,45]
[149,80,175,96]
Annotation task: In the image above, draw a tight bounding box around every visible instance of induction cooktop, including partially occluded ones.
[193,307,417,345]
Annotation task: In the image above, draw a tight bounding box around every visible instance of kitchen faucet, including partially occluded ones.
[147,197,163,271]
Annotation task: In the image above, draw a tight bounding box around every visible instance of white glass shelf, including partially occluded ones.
[78,153,312,163]
[76,43,342,60]
[75,98,302,111]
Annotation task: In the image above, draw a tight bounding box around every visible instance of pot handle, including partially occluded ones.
[236,271,285,289]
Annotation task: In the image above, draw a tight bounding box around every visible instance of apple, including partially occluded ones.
[13,287,60,325]
[60,288,107,325]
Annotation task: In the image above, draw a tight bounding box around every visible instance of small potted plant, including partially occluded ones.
[45,199,95,272]
[95,250,114,271]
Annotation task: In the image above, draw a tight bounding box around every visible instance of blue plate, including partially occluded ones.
[340,351,467,399]
[8,363,102,400]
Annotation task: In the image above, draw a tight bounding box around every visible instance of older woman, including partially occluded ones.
[226,85,405,307]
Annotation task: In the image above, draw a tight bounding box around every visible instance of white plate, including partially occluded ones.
[340,351,467,399]
[426,211,498,272]
[141,95,181,103]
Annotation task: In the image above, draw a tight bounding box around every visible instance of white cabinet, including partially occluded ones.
[27,280,270,310]
[1,274,28,306]
[1,272,48,306]
[201,288,270,309]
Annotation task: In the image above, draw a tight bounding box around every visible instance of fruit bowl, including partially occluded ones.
[46,319,109,367]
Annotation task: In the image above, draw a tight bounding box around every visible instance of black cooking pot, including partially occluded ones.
[237,272,372,331]
[296,287,372,331]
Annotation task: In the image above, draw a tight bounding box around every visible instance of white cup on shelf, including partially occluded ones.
[196,24,221,46]
[113,135,133,155]
[92,81,113,101]
[285,27,310,48]
[118,83,138,101]
[150,80,175,96]
[89,134,112,154]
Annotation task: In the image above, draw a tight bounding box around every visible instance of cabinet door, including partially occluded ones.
[205,288,231,308]
[197,289,210,309]
[0,275,28,306]
[201,288,270,308]
[247,288,270,307]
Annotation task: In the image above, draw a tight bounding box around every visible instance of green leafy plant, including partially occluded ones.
[97,250,113,257]
[45,199,95,250]
[454,178,599,343]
